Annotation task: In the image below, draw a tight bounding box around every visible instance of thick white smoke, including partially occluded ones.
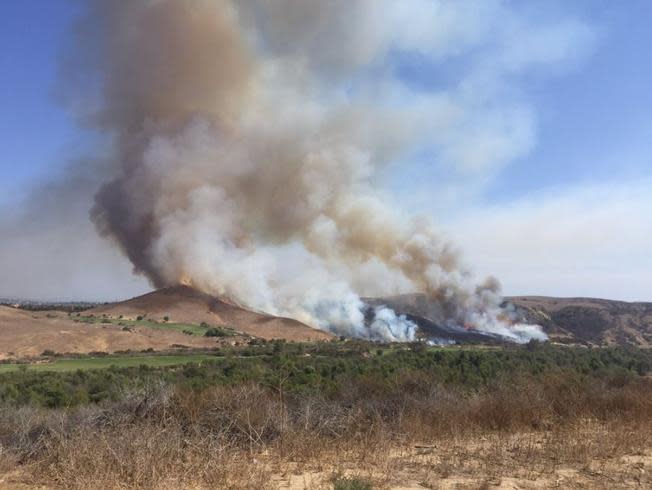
[60,0,590,342]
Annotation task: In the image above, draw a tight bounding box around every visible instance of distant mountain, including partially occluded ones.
[366,294,652,347]
[508,296,652,347]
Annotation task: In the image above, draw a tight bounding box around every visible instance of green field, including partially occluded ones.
[0,354,219,373]
[72,315,235,337]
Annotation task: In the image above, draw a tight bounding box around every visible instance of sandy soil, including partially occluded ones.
[270,444,652,489]
[1,419,649,489]
[3,447,647,489]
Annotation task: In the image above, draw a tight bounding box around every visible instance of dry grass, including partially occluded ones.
[0,375,651,488]
[0,306,218,360]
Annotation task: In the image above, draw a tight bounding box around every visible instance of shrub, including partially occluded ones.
[333,476,373,490]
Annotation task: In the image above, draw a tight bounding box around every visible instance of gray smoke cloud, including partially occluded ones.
[59,0,568,342]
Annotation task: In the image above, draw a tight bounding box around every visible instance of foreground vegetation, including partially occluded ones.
[0,342,650,488]
[0,342,650,408]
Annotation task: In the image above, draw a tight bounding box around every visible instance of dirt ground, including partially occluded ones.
[0,286,330,360]
[268,449,651,489]
[2,429,649,489]
[1,450,649,489]
[272,422,652,489]
[0,306,219,359]
[0,285,335,359]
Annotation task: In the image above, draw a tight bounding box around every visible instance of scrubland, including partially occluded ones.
[0,342,651,489]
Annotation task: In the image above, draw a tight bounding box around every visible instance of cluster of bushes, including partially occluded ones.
[1,363,651,488]
[0,343,650,409]
[204,327,232,337]
[0,343,651,488]
[200,322,236,337]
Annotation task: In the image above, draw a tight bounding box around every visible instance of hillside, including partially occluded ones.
[0,305,218,359]
[88,285,331,341]
[509,296,652,347]
[367,294,652,347]
[364,294,501,344]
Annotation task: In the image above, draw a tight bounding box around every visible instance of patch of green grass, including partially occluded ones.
[0,354,218,373]
[76,316,233,336]
[332,476,373,490]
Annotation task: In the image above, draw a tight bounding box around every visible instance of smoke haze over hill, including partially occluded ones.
[2,1,599,342]
[59,0,559,342]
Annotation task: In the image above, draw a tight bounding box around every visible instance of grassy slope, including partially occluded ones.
[73,315,236,336]
[0,354,219,373]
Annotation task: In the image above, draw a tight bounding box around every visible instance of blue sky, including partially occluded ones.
[5,0,650,202]
[2,0,650,201]
[1,1,651,301]
[0,1,87,208]
[493,0,652,199]
[383,0,652,206]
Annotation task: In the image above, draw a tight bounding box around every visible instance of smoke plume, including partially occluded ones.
[66,0,549,342]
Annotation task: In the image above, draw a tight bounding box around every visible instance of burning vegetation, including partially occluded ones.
[62,0,547,343]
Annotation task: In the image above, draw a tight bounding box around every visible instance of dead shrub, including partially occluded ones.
[0,373,650,488]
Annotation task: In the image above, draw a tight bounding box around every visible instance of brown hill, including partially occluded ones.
[367,294,652,347]
[89,286,331,341]
[0,305,218,360]
[508,296,652,347]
